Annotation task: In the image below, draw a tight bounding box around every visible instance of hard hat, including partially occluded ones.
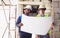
[38,2,46,10]
[24,5,32,10]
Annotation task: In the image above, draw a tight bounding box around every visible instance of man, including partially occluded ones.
[35,3,53,38]
[16,5,32,38]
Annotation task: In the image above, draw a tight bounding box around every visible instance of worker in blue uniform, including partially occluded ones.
[16,5,32,38]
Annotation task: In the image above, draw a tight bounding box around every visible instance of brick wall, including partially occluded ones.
[52,0,60,38]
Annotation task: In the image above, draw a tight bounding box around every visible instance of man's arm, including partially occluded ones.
[50,22,54,30]
[16,16,23,28]
[49,22,54,38]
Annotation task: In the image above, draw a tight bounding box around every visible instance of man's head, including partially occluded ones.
[23,5,32,14]
[38,3,46,15]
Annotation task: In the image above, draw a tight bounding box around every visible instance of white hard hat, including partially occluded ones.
[38,2,46,10]
[24,5,32,10]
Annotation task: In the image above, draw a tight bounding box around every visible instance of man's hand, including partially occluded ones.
[19,23,23,27]
[35,34,38,38]
[50,23,54,30]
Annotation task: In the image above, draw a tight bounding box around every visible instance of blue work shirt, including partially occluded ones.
[16,16,22,32]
